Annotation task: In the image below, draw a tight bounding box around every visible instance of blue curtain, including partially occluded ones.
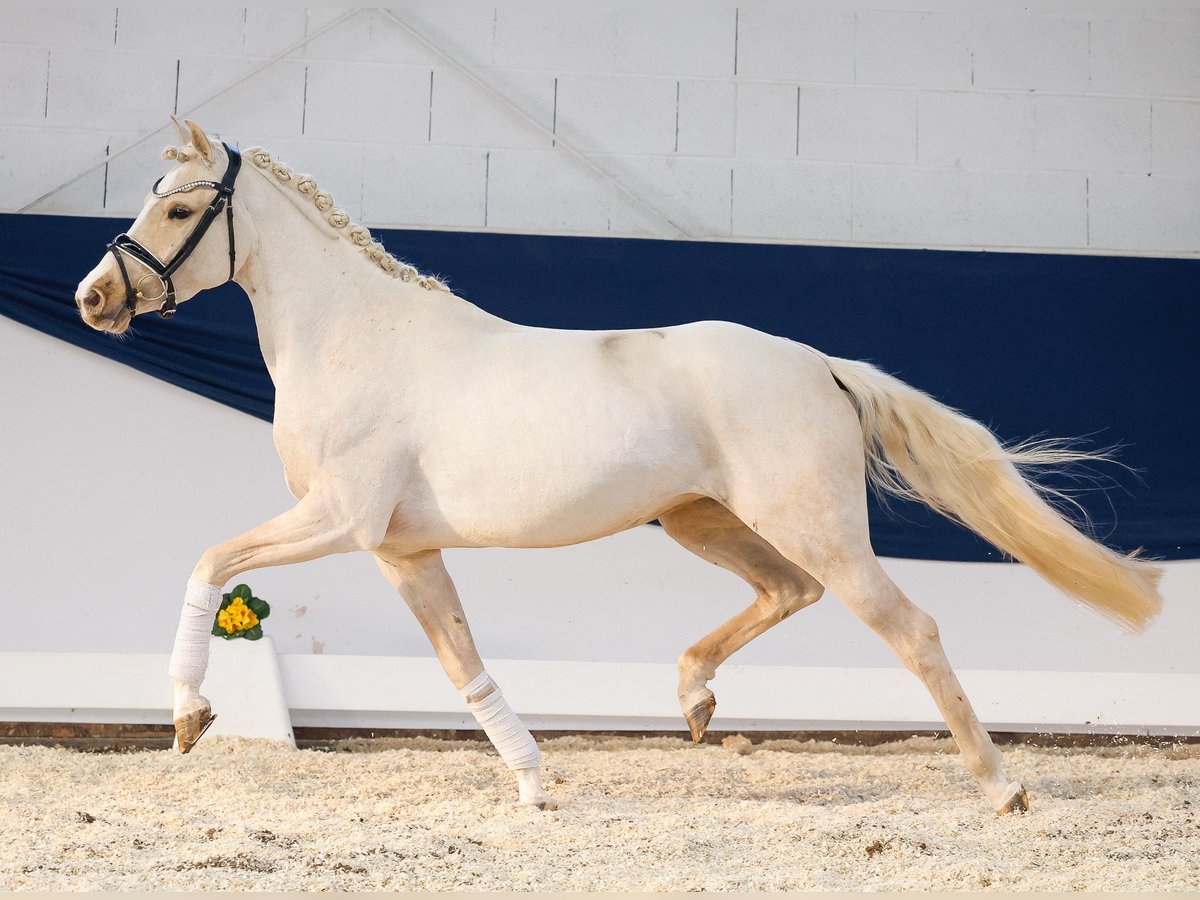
[2,212,1196,561]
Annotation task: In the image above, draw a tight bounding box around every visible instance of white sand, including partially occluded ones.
[0,735,1196,891]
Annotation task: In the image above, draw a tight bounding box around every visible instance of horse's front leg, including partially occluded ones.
[374,549,555,810]
[171,492,380,752]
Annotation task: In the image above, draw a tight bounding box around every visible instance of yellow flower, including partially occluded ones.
[219,597,259,634]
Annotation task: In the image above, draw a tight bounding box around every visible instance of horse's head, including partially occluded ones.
[75,117,245,334]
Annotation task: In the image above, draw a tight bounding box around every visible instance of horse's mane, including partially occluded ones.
[165,143,448,291]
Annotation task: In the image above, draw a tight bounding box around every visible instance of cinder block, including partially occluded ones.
[1089,173,1200,253]
[0,47,50,125]
[115,8,247,55]
[431,67,556,150]
[612,8,736,78]
[555,73,678,155]
[971,13,1089,93]
[969,170,1087,248]
[594,154,733,238]
[735,81,796,159]
[0,8,117,49]
[246,138,366,222]
[301,8,495,69]
[852,165,969,246]
[373,7,497,68]
[1152,100,1200,177]
[735,9,855,82]
[1089,17,1200,97]
[0,126,108,212]
[485,149,645,235]
[855,10,972,89]
[242,8,309,57]
[798,86,917,165]
[731,159,852,240]
[1034,96,1151,174]
[303,60,431,145]
[39,158,109,216]
[362,144,487,229]
[310,10,489,70]
[45,49,176,132]
[176,57,307,141]
[677,79,736,157]
[99,132,174,216]
[918,91,1034,168]
[493,8,619,73]
[301,8,375,61]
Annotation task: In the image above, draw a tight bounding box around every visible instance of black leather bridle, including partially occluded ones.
[105,143,242,319]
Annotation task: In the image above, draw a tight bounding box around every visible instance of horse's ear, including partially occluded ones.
[168,114,189,146]
[183,119,215,165]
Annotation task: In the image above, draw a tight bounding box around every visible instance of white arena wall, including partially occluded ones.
[0,6,1197,736]
[0,6,1196,250]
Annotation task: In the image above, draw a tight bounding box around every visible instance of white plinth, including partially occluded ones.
[175,634,294,748]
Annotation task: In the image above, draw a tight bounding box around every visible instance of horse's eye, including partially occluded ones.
[169,206,191,220]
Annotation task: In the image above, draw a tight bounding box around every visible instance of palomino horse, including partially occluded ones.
[76,119,1162,814]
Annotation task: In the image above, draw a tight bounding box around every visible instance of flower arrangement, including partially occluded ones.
[212,584,270,640]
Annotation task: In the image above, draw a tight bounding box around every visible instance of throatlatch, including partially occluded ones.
[105,143,242,320]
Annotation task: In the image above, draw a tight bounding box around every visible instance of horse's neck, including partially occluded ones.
[233,177,497,378]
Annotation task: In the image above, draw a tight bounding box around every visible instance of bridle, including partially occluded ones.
[105,143,242,320]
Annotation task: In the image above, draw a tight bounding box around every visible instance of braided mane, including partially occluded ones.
[165,143,448,291]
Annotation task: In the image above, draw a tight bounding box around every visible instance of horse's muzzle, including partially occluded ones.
[75,280,131,333]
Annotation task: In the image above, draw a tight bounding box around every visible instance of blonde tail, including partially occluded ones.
[822,354,1163,631]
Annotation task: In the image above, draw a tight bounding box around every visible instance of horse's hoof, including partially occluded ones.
[685,693,716,743]
[524,796,558,812]
[995,783,1030,816]
[174,704,217,755]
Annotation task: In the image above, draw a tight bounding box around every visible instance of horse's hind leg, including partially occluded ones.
[373,548,555,810]
[659,498,824,742]
[722,453,1025,812]
[820,556,1029,813]
[741,503,1028,813]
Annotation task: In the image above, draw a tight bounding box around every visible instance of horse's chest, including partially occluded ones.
[271,403,413,500]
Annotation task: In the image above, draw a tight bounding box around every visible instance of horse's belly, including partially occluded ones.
[447,484,694,549]
[403,427,711,549]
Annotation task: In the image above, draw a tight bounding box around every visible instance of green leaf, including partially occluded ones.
[219,594,233,611]
[211,619,225,637]
[243,624,263,641]
[246,597,270,620]
[221,629,240,640]
[231,584,253,601]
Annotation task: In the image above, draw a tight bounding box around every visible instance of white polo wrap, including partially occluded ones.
[168,578,223,686]
[460,672,541,771]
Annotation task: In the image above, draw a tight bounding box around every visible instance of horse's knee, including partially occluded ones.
[192,551,216,585]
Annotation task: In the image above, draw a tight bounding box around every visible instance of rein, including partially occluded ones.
[105,143,242,320]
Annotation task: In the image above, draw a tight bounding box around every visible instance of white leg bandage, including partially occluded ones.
[168,578,222,687]
[461,672,541,771]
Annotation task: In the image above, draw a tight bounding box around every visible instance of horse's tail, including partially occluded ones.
[820,354,1163,631]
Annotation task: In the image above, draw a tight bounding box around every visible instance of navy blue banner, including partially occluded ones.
[1,212,1196,561]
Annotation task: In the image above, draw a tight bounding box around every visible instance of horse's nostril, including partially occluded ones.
[82,289,102,310]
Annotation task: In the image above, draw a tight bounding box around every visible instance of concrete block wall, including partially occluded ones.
[1,7,1197,254]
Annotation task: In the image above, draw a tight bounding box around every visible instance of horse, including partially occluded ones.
[75,118,1162,814]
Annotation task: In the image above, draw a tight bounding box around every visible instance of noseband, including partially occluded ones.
[105,143,242,320]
